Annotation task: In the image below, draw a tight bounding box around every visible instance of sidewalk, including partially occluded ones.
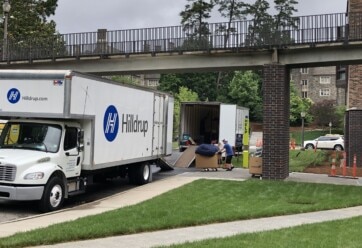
[37,206,362,248]
[1,168,362,247]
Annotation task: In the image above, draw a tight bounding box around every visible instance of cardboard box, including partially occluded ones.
[249,157,262,175]
[195,154,218,168]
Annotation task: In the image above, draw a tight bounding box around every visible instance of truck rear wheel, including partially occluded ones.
[39,176,65,212]
[129,163,151,185]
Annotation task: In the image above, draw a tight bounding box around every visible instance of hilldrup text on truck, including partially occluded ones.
[0,70,174,212]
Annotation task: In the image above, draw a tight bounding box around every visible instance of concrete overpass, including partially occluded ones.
[2,42,362,75]
[1,12,362,179]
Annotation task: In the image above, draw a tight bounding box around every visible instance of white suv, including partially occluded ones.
[303,135,344,151]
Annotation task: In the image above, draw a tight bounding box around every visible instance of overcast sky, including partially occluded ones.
[51,0,347,34]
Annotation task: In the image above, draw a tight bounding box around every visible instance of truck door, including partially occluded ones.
[63,126,83,178]
[219,105,237,146]
[153,94,165,156]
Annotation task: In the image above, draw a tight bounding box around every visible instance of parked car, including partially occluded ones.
[179,133,196,152]
[303,135,344,151]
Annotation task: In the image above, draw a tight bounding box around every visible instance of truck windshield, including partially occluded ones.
[0,122,62,153]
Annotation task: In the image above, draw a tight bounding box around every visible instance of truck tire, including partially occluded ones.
[129,163,151,185]
[39,176,65,212]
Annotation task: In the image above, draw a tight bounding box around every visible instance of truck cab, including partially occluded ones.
[0,119,84,212]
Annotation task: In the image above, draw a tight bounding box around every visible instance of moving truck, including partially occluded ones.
[0,70,174,212]
[179,102,249,151]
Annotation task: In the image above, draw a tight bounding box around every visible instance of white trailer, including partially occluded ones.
[0,70,174,212]
[179,102,249,151]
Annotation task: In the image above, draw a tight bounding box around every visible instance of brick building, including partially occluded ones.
[290,67,346,106]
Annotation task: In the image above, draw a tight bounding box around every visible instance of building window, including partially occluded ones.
[336,65,346,80]
[301,80,308,91]
[300,68,308,74]
[302,91,308,98]
[320,88,330,96]
[320,76,331,84]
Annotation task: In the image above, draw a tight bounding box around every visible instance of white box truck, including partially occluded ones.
[0,70,174,212]
[179,102,249,151]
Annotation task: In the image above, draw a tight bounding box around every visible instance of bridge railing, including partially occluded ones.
[0,12,360,63]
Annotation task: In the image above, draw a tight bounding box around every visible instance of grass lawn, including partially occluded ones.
[289,150,328,172]
[166,216,362,248]
[1,179,362,247]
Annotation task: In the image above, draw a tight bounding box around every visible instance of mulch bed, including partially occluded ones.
[303,164,362,177]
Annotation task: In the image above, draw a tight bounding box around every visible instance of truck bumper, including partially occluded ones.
[0,185,44,201]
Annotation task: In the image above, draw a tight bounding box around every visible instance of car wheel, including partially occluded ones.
[305,144,314,150]
[334,145,343,151]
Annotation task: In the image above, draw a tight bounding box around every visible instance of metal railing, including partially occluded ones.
[0,12,360,63]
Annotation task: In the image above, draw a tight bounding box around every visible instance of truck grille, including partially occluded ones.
[0,165,16,182]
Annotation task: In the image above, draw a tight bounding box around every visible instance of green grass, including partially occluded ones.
[289,150,328,172]
[164,216,362,248]
[2,179,362,247]
[232,155,243,167]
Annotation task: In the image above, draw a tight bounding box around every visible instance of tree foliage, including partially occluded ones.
[289,81,312,126]
[228,70,262,121]
[174,87,200,137]
[0,0,65,59]
[310,100,341,128]
[245,0,299,46]
[180,0,214,38]
[214,0,247,47]
[180,0,214,50]
[159,72,231,102]
[1,0,59,41]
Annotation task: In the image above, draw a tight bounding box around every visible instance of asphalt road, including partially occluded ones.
[0,152,182,224]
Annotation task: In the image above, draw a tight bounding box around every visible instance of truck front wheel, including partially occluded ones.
[39,176,65,212]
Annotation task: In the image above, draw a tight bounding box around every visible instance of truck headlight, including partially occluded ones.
[24,172,44,180]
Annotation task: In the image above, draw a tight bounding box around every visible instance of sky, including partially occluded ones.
[51,0,348,34]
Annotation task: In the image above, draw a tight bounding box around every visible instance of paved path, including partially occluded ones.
[1,168,362,247]
[37,206,362,248]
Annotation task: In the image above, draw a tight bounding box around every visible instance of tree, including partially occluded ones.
[273,0,299,44]
[214,0,247,47]
[289,81,312,125]
[0,0,64,59]
[180,0,214,50]
[245,0,298,47]
[159,72,223,102]
[228,70,262,121]
[274,0,299,28]
[1,0,58,40]
[310,100,340,128]
[244,0,272,46]
[158,74,186,94]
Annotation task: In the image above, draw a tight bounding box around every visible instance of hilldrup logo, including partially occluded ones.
[103,105,119,142]
[7,88,21,104]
